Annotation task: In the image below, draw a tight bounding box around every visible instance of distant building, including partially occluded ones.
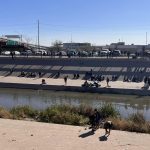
[0,37,25,52]
[63,43,91,50]
[110,42,125,46]
[0,38,7,47]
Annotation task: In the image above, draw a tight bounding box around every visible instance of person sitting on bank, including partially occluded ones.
[21,71,25,77]
[76,74,80,79]
[73,73,76,79]
[93,81,100,87]
[56,72,60,78]
[142,81,149,90]
[42,79,46,84]
[39,72,42,78]
[82,80,89,87]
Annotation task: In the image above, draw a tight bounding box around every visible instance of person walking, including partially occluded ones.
[106,77,110,87]
[64,75,68,85]
[10,51,14,60]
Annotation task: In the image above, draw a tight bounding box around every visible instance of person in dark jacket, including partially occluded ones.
[64,75,68,85]
[106,77,110,87]
[89,109,101,131]
[94,109,101,126]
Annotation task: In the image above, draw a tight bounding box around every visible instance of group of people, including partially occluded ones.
[89,109,113,135]
[73,73,80,79]
[82,80,100,88]
[20,71,43,78]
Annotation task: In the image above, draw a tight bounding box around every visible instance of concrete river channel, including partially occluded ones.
[0,88,150,120]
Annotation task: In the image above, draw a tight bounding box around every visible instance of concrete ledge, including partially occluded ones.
[0,82,150,96]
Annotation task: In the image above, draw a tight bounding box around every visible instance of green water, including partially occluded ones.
[0,88,150,120]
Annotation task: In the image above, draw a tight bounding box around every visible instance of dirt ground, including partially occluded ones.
[0,119,150,150]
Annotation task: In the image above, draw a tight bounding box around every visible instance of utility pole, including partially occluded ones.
[20,35,22,43]
[71,34,72,50]
[38,20,40,50]
[146,32,148,45]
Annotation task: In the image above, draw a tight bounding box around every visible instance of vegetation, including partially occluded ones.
[99,104,119,118]
[0,107,12,119]
[10,106,38,120]
[0,104,150,134]
[51,40,63,52]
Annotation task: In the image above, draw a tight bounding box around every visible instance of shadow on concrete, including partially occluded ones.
[79,130,95,138]
[99,134,110,141]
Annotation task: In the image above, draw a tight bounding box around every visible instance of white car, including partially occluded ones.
[59,51,67,56]
[35,50,47,55]
[67,50,78,56]
[93,51,99,57]
[13,51,20,55]
[21,50,33,55]
[100,49,110,56]
[79,50,89,57]
[1,51,11,55]
[113,50,121,56]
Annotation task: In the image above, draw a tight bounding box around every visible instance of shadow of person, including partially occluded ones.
[79,130,95,138]
[99,134,110,141]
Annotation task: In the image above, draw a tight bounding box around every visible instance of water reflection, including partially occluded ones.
[0,88,150,120]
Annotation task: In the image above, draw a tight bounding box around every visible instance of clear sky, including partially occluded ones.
[0,0,150,46]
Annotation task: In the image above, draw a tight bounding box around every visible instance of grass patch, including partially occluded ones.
[109,115,150,134]
[128,113,146,124]
[0,107,12,119]
[0,105,150,134]
[38,105,88,125]
[100,103,120,118]
[10,106,38,120]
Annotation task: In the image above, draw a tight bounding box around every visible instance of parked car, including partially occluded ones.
[130,53,137,59]
[67,49,78,56]
[100,49,110,56]
[89,51,99,57]
[21,50,33,56]
[79,51,89,57]
[112,50,121,56]
[13,51,20,55]
[1,51,11,55]
[35,50,47,55]
[92,51,99,57]
[58,51,67,56]
[144,50,150,57]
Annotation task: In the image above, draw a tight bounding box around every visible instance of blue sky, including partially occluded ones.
[0,0,150,46]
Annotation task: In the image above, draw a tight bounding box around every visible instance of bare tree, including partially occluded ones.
[52,40,63,52]
[23,36,33,49]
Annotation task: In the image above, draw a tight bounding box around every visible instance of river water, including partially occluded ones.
[0,88,150,120]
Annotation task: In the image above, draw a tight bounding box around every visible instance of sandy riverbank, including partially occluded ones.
[0,75,149,95]
[0,119,150,150]
[0,75,145,89]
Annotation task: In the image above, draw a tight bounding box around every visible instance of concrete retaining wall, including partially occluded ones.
[0,82,149,96]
